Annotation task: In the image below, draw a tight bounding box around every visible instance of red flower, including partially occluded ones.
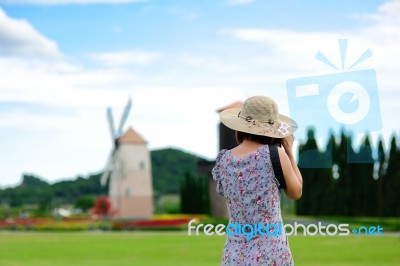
[92,196,112,217]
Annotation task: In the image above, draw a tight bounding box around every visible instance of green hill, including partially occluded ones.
[151,147,204,195]
[0,147,206,208]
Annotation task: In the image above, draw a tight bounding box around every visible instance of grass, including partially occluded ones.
[290,234,400,265]
[282,215,400,232]
[0,232,398,266]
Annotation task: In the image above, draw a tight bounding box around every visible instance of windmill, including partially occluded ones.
[100,99,154,219]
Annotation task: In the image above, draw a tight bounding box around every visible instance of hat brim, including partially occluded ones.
[220,107,298,138]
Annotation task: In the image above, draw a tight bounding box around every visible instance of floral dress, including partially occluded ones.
[212,145,294,266]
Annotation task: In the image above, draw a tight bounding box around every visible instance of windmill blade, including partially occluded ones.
[100,168,111,187]
[100,151,114,186]
[117,98,132,137]
[107,107,116,145]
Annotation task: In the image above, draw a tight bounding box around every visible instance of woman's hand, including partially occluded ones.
[278,134,303,200]
[281,135,294,156]
[278,135,303,200]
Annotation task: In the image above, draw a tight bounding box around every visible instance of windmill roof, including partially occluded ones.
[118,127,147,145]
[216,101,243,113]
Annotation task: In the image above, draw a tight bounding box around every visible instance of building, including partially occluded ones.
[108,127,154,219]
[198,101,243,218]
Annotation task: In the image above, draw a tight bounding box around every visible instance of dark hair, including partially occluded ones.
[235,131,281,146]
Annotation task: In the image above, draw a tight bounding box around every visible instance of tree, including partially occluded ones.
[19,174,50,187]
[334,130,357,216]
[377,138,386,216]
[92,196,112,218]
[296,128,321,215]
[75,196,95,212]
[293,130,399,217]
[318,133,337,215]
[180,172,209,214]
[355,135,377,216]
[384,135,400,216]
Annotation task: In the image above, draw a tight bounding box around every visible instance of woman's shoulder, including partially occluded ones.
[216,149,228,162]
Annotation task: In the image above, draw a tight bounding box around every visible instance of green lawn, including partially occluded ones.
[0,232,398,266]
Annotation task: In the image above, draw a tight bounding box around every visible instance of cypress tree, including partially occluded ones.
[179,173,188,213]
[296,128,320,215]
[384,135,400,216]
[294,129,398,217]
[377,138,386,216]
[335,130,356,216]
[179,172,210,214]
[356,135,377,216]
[319,133,337,215]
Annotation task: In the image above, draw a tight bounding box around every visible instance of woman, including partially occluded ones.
[212,95,303,265]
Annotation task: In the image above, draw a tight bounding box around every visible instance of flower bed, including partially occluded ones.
[0,215,205,231]
[0,217,94,231]
[113,218,193,230]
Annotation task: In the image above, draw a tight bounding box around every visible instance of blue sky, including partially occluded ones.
[0,0,399,187]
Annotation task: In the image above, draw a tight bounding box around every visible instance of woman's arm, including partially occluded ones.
[278,135,303,200]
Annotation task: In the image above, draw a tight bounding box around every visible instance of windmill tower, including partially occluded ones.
[100,99,154,220]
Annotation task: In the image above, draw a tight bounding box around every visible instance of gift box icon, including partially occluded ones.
[286,39,382,167]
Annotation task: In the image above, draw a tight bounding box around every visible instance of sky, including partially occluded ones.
[0,0,399,187]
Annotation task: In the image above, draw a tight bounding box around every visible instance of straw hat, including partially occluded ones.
[219,96,298,138]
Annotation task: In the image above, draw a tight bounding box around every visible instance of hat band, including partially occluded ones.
[237,111,292,136]
[237,111,276,126]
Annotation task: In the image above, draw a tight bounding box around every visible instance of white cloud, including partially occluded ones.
[0,7,61,57]
[0,63,136,115]
[89,50,162,67]
[355,0,400,46]
[356,0,400,24]
[0,0,142,4]
[225,23,400,89]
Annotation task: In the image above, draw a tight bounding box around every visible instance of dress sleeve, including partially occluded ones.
[211,149,227,196]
